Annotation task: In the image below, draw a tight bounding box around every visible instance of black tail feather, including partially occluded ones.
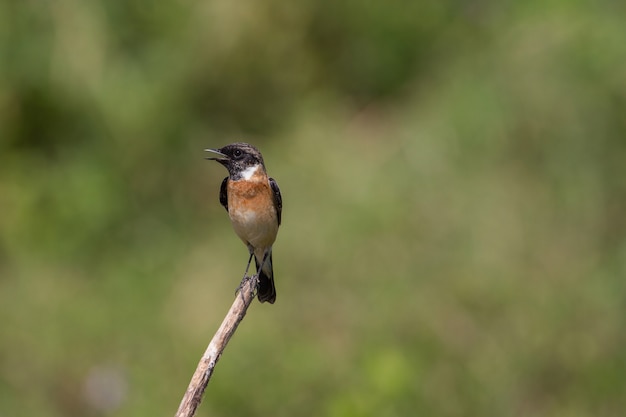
[255,253,276,304]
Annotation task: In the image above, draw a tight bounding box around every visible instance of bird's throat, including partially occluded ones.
[239,164,262,181]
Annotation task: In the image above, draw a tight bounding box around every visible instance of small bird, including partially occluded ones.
[205,143,282,303]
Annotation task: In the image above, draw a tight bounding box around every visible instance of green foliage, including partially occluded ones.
[2,1,626,416]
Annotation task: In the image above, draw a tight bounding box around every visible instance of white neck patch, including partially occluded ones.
[241,164,261,180]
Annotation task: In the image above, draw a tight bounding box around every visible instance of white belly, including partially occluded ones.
[229,208,278,249]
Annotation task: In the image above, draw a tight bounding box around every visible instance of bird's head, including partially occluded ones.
[205,142,266,179]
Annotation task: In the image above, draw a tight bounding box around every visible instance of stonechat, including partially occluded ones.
[205,142,282,304]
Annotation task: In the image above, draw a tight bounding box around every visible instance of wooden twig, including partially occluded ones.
[174,275,259,417]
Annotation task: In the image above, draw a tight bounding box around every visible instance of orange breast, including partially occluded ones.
[227,177,279,250]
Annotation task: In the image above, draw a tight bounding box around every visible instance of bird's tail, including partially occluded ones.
[255,251,276,304]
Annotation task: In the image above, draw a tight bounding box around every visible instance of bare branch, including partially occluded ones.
[174,275,258,417]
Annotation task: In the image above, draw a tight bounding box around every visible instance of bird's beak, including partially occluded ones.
[204,148,229,161]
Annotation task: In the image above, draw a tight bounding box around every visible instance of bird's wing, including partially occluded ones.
[219,177,228,212]
[269,177,282,226]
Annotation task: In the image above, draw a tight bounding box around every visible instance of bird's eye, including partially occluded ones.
[233,149,243,158]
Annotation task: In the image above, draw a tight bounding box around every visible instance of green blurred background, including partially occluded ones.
[1,1,626,416]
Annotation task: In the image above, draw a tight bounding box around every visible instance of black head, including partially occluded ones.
[205,142,266,178]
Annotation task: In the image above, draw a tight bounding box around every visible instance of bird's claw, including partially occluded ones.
[235,274,259,302]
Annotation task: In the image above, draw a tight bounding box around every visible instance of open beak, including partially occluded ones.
[204,148,229,161]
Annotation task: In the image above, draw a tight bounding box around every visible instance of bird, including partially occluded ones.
[205,142,282,304]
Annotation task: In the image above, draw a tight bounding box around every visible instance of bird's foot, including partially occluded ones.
[235,274,259,302]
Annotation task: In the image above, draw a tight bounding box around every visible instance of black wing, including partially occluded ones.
[269,177,282,226]
[219,177,228,212]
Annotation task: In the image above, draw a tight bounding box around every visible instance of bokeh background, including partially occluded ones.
[2,1,626,416]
